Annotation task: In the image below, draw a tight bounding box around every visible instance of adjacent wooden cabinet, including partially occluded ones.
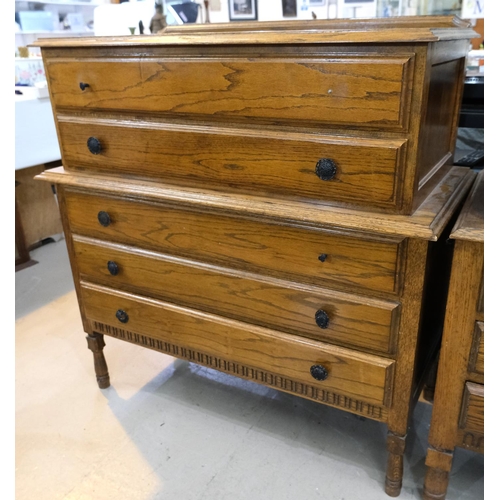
[34,16,477,496]
[423,171,484,500]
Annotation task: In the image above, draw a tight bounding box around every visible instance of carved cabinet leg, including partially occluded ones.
[423,448,453,500]
[385,432,406,497]
[86,333,110,389]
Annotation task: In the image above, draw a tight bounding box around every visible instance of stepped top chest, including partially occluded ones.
[34,16,478,497]
[36,15,477,215]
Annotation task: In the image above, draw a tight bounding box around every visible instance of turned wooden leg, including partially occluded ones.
[86,333,110,389]
[385,432,406,497]
[423,448,453,500]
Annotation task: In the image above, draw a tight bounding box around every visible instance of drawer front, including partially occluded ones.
[74,238,400,354]
[65,190,404,294]
[459,382,484,434]
[81,283,396,408]
[59,118,406,209]
[469,321,484,377]
[46,56,413,130]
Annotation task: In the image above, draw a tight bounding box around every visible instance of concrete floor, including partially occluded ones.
[15,239,484,500]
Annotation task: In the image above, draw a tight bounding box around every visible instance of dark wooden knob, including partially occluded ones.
[107,261,119,276]
[87,137,102,155]
[115,309,129,324]
[315,158,337,181]
[318,253,327,262]
[310,364,328,381]
[97,211,111,227]
[79,82,90,91]
[315,309,330,329]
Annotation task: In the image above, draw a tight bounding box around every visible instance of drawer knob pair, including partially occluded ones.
[310,364,329,381]
[315,158,337,181]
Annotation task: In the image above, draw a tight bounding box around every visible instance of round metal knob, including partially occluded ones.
[115,309,129,324]
[79,82,90,91]
[315,309,330,329]
[315,158,337,181]
[87,137,102,155]
[97,211,111,227]
[318,253,328,263]
[107,261,119,276]
[310,364,328,381]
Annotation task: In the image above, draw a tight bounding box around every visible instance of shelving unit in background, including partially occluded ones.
[15,0,104,52]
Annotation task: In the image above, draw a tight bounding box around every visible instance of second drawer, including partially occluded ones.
[73,237,400,355]
[58,118,406,210]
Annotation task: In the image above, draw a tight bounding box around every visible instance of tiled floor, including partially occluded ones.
[15,239,484,500]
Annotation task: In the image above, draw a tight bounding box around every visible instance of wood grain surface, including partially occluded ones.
[65,189,403,295]
[423,174,484,497]
[36,166,476,241]
[452,170,484,242]
[58,116,406,208]
[73,236,401,354]
[80,282,396,407]
[46,56,411,130]
[32,16,478,47]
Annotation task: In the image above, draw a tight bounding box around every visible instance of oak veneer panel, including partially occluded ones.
[417,59,463,190]
[74,237,400,354]
[58,117,406,209]
[46,56,412,130]
[65,190,403,295]
[81,282,396,407]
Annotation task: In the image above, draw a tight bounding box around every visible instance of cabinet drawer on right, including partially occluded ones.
[459,382,484,434]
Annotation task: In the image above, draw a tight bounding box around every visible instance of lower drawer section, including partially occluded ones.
[81,282,395,417]
[74,237,400,355]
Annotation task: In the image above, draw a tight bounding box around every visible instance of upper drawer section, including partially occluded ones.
[58,118,406,210]
[45,55,413,130]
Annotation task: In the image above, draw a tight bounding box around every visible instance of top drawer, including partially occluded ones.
[45,55,413,130]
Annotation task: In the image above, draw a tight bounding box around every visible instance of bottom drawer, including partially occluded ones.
[81,282,395,416]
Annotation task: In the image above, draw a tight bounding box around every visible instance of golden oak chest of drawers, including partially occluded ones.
[35,16,477,497]
[423,171,484,500]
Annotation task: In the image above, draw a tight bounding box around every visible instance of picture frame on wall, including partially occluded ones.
[282,0,297,17]
[228,0,258,21]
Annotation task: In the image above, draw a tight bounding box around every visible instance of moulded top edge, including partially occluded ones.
[31,15,479,48]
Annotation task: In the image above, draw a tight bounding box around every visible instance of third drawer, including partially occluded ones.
[73,236,400,355]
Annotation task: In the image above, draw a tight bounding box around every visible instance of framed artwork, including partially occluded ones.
[282,0,297,17]
[228,0,258,21]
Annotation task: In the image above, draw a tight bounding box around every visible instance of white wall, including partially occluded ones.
[208,0,376,23]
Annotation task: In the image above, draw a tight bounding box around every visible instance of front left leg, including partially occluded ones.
[86,333,110,389]
[385,432,406,497]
